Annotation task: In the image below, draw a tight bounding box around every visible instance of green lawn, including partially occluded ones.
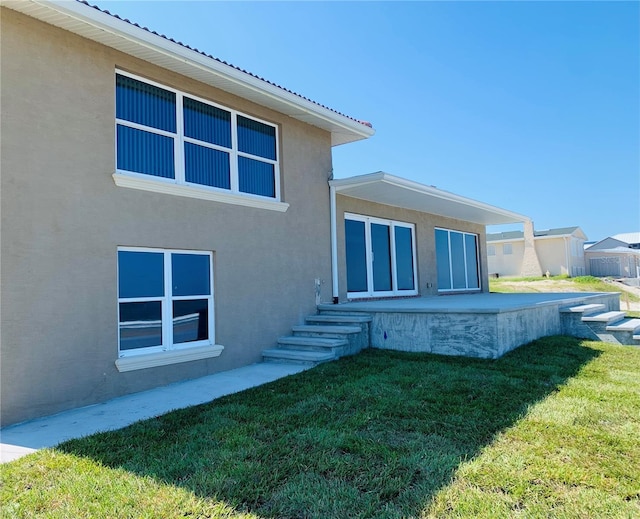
[2,337,639,518]
[490,275,640,303]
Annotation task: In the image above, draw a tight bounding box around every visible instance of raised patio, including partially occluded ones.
[316,292,621,359]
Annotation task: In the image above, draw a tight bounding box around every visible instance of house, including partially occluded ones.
[0,0,525,427]
[486,225,588,278]
[585,232,640,278]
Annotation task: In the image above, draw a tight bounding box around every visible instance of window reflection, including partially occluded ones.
[119,301,162,350]
[171,254,210,296]
[173,299,208,344]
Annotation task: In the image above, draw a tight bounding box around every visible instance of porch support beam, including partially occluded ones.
[330,184,339,303]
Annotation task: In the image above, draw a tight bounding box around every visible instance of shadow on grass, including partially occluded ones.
[57,336,600,518]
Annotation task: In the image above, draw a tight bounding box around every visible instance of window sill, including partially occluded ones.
[115,344,224,372]
[113,173,289,212]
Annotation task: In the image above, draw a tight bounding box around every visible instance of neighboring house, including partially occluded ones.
[585,232,640,278]
[487,225,588,277]
[0,0,525,426]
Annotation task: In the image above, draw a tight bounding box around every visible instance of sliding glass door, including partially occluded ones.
[435,228,480,291]
[345,214,417,298]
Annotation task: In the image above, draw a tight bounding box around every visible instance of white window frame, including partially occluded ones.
[115,247,223,372]
[436,227,481,293]
[503,243,513,255]
[113,70,288,213]
[487,244,496,256]
[345,213,418,299]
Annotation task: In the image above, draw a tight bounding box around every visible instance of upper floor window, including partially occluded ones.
[487,244,496,256]
[503,243,513,255]
[115,71,280,200]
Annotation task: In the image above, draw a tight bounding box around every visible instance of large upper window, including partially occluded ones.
[435,228,480,292]
[117,248,214,357]
[115,71,280,200]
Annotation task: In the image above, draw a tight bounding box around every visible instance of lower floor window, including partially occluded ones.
[435,228,480,291]
[117,247,214,356]
[345,214,418,298]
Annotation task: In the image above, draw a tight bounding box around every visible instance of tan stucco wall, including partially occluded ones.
[536,238,569,276]
[335,195,488,300]
[487,241,525,277]
[1,9,334,425]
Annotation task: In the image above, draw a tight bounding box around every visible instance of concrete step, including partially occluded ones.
[604,318,640,345]
[292,324,362,338]
[306,314,372,325]
[277,336,348,351]
[581,311,626,324]
[262,348,335,365]
[606,318,640,332]
[560,303,606,316]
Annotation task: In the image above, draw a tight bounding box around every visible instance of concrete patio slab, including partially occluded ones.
[0,362,307,463]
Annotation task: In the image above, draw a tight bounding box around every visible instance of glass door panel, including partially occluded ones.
[345,219,368,293]
[450,231,467,289]
[435,229,452,290]
[371,223,392,292]
[465,234,479,289]
[394,226,415,290]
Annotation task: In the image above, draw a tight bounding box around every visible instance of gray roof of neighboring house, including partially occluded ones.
[487,226,582,242]
[611,232,640,245]
[585,247,640,255]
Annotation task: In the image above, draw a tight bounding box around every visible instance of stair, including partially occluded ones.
[605,318,640,345]
[262,312,372,366]
[561,304,640,345]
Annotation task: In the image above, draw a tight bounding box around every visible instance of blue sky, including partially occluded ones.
[98,0,639,241]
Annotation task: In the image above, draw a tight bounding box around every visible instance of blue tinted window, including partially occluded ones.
[116,74,176,132]
[238,157,275,197]
[118,251,164,298]
[185,143,230,189]
[119,301,162,350]
[345,219,368,292]
[184,97,231,148]
[173,299,208,344]
[371,223,392,292]
[117,125,175,178]
[237,115,276,160]
[465,234,479,289]
[435,229,452,290]
[450,232,467,289]
[394,226,415,290]
[171,254,210,296]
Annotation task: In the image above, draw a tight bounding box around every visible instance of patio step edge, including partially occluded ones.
[581,311,626,324]
[262,349,335,364]
[559,303,606,315]
[606,318,640,332]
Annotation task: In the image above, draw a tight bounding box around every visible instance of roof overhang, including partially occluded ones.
[330,172,528,226]
[2,0,375,147]
[585,247,640,255]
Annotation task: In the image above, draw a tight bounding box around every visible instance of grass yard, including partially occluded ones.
[2,337,639,518]
[490,275,640,301]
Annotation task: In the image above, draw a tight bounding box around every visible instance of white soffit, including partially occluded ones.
[331,172,528,226]
[3,0,375,147]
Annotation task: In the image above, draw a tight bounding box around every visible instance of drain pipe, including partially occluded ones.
[330,184,339,304]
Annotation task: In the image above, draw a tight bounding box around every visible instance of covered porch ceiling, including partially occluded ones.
[330,172,528,226]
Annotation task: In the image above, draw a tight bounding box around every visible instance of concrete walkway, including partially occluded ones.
[0,362,307,463]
